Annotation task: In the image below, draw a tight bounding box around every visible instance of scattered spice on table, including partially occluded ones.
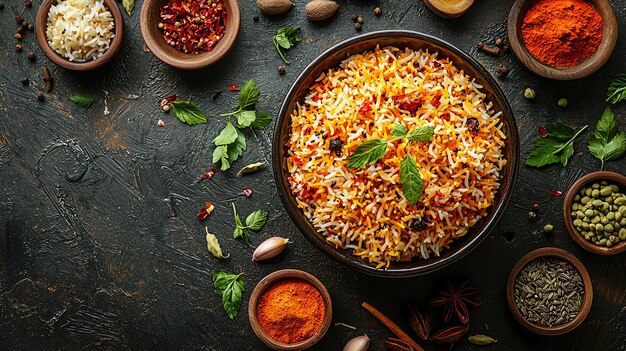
[524,88,536,100]
[200,168,218,180]
[513,257,584,327]
[159,0,226,54]
[243,188,253,197]
[157,119,165,127]
[521,0,602,67]
[570,180,626,246]
[256,278,325,344]
[197,201,215,220]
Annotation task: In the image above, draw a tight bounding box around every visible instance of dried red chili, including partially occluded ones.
[538,126,548,138]
[359,102,372,114]
[228,84,240,91]
[197,201,215,220]
[200,169,217,180]
[159,0,227,54]
[549,190,563,198]
[243,188,253,197]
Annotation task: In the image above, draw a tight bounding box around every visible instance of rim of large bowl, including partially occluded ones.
[272,30,520,277]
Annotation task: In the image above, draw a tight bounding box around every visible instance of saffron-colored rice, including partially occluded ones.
[287,46,507,269]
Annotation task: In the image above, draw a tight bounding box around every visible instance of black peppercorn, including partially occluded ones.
[351,14,358,21]
[252,15,259,22]
[467,117,479,133]
[21,20,28,29]
[329,138,343,155]
[20,77,29,85]
[16,15,23,24]
[497,66,509,78]
[27,51,36,61]
[36,92,45,101]
[355,22,362,31]
[278,65,286,75]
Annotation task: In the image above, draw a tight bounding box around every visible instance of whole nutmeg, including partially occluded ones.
[256,0,294,15]
[305,0,339,21]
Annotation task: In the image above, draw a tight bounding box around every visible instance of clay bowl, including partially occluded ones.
[507,247,593,335]
[248,269,332,351]
[272,30,520,278]
[563,171,626,255]
[140,0,240,70]
[507,0,618,80]
[36,0,124,71]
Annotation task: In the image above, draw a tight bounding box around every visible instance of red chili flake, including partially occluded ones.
[359,102,372,114]
[539,126,548,138]
[313,83,325,90]
[243,188,253,197]
[437,192,445,199]
[285,140,292,148]
[432,98,441,108]
[143,44,151,53]
[388,57,394,63]
[197,201,215,220]
[306,144,315,150]
[200,169,218,180]
[157,119,165,127]
[359,72,363,76]
[159,98,168,106]
[394,95,420,113]
[292,155,302,164]
[313,95,322,102]
[166,94,177,101]
[228,85,240,91]
[441,113,450,121]
[159,0,227,54]
[549,190,563,198]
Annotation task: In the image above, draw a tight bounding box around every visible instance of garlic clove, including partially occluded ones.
[252,237,289,261]
[343,335,370,351]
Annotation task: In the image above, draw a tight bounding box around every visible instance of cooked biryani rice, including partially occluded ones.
[46,0,115,62]
[287,46,507,269]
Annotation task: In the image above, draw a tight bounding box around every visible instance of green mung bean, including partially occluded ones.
[571,181,625,247]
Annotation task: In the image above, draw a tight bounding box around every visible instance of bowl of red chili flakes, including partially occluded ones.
[140,0,240,70]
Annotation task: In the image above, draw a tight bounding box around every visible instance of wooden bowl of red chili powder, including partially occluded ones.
[249,269,332,350]
[507,0,617,80]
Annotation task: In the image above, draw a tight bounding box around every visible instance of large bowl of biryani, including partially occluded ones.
[272,31,519,277]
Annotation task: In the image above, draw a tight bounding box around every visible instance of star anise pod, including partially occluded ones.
[429,279,479,324]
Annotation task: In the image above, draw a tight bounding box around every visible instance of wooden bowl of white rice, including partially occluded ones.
[36,0,124,70]
[272,31,520,277]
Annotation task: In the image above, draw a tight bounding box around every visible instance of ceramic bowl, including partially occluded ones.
[506,247,593,335]
[140,0,240,70]
[507,0,618,80]
[272,30,520,277]
[248,269,332,351]
[36,0,124,71]
[563,171,626,255]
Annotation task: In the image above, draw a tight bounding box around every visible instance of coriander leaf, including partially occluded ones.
[251,111,272,129]
[235,110,257,128]
[406,126,435,142]
[588,107,626,170]
[171,101,207,125]
[69,92,94,107]
[122,0,134,15]
[346,139,388,169]
[245,210,268,231]
[238,80,260,111]
[607,74,626,105]
[232,203,250,244]
[213,122,238,145]
[391,124,407,140]
[526,123,587,167]
[211,270,244,320]
[545,123,575,141]
[273,27,301,64]
[399,155,423,205]
[205,227,229,259]
[212,145,230,170]
[226,128,246,165]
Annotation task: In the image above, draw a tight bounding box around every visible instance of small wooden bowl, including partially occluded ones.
[248,269,332,351]
[422,0,474,18]
[36,0,124,71]
[563,171,626,255]
[140,0,240,70]
[507,247,593,335]
[507,0,618,80]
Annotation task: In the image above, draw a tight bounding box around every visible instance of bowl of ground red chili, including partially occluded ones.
[248,269,332,350]
[507,0,618,80]
[140,0,240,70]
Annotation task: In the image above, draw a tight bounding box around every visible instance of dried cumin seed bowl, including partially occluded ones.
[563,171,626,255]
[140,0,240,70]
[506,247,593,335]
[507,0,618,80]
[272,30,520,278]
[36,0,124,71]
[248,269,332,351]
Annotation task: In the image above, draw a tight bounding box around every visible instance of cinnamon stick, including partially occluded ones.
[361,302,424,351]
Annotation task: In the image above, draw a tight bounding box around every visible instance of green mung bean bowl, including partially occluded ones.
[563,171,626,255]
[506,247,593,336]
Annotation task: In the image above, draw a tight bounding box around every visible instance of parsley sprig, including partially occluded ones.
[526,123,587,168]
[607,74,626,105]
[212,80,272,170]
[211,270,244,319]
[588,107,626,170]
[347,124,434,205]
[232,203,268,244]
[171,101,208,125]
[272,27,301,64]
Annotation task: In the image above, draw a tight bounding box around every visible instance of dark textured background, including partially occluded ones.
[1,0,625,350]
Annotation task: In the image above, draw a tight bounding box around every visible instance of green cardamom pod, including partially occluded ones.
[468,334,497,345]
